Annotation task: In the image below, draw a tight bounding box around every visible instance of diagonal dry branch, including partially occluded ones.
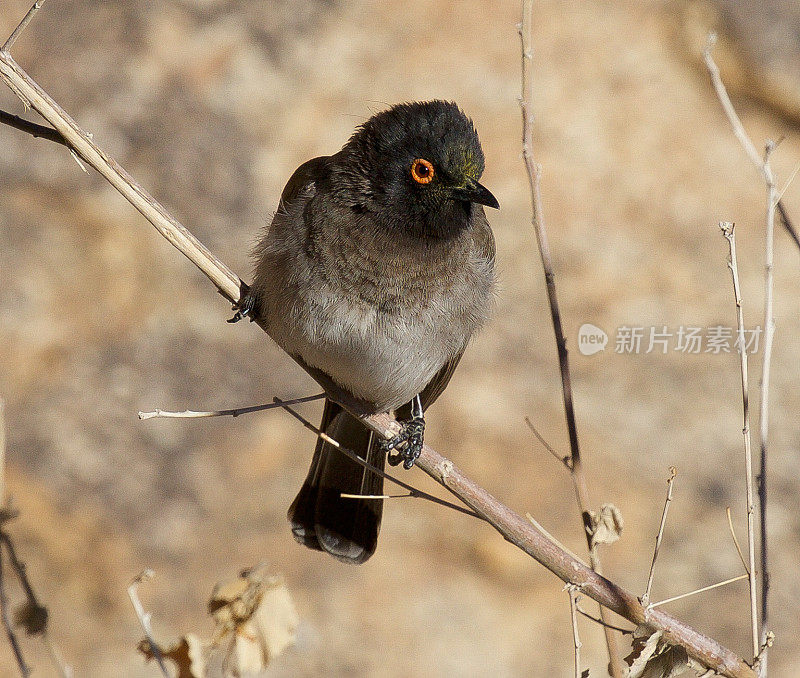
[0,41,759,678]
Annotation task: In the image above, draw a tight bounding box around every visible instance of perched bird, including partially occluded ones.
[238,100,498,563]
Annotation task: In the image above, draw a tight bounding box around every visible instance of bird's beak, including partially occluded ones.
[452,180,500,210]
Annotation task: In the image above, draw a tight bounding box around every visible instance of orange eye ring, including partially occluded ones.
[411,158,435,184]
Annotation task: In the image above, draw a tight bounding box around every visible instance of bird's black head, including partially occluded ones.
[331,100,498,239]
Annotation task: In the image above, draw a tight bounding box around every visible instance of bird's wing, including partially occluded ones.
[277,155,330,207]
[418,353,464,411]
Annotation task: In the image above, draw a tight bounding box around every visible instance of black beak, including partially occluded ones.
[452,181,500,210]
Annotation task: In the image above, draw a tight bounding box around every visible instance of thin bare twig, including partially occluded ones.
[704,34,798,252]
[704,35,762,170]
[127,570,169,678]
[273,399,481,519]
[776,200,799,251]
[706,36,777,676]
[727,507,749,574]
[0,401,30,678]
[648,574,749,610]
[576,605,633,635]
[525,417,570,469]
[526,513,588,568]
[0,109,64,144]
[642,467,677,607]
[0,403,70,678]
[719,222,760,661]
[0,42,760,678]
[775,159,800,206]
[566,585,584,678]
[0,548,29,677]
[519,3,623,674]
[43,634,72,678]
[339,493,412,500]
[1,531,71,677]
[1,534,45,627]
[0,54,242,305]
[138,393,324,420]
[2,1,48,52]
[758,143,777,678]
[339,492,416,502]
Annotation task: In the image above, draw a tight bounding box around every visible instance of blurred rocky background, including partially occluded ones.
[1,0,799,675]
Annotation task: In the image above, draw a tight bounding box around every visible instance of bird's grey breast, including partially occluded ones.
[255,188,494,412]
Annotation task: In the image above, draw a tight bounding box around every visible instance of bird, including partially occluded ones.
[235,100,498,564]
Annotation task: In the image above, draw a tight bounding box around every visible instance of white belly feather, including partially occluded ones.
[267,283,460,411]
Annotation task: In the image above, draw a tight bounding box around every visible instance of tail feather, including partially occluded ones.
[287,399,385,564]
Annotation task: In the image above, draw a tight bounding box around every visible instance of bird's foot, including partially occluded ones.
[228,292,256,323]
[382,414,425,470]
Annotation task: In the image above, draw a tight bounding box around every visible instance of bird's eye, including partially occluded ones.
[410,158,435,184]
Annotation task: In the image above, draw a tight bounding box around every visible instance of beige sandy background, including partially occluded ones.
[1,1,799,676]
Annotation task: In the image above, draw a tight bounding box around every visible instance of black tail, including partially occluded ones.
[287,398,385,564]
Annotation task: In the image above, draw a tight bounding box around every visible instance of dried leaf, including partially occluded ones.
[625,627,662,677]
[249,576,299,660]
[207,564,299,676]
[228,632,265,675]
[637,645,689,678]
[136,565,298,678]
[625,626,689,678]
[587,503,624,548]
[209,564,270,630]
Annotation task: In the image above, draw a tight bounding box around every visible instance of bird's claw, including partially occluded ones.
[228,293,256,323]
[382,415,425,469]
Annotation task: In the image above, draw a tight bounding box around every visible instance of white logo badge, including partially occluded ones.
[578,323,607,355]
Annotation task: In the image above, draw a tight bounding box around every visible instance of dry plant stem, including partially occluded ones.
[567,586,583,678]
[720,222,760,662]
[0,533,71,678]
[576,606,633,635]
[1,534,42,622]
[727,507,749,574]
[0,51,242,305]
[775,201,798,250]
[340,493,411,500]
[705,41,775,668]
[0,110,64,144]
[0,402,29,678]
[3,1,47,52]
[274,399,481,519]
[128,571,169,678]
[518,3,623,675]
[648,574,749,610]
[0,405,70,678]
[137,393,324,420]
[525,416,570,468]
[0,531,72,678]
[0,40,760,678]
[758,145,776,672]
[642,467,677,607]
[43,636,72,678]
[0,548,29,677]
[526,512,588,568]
